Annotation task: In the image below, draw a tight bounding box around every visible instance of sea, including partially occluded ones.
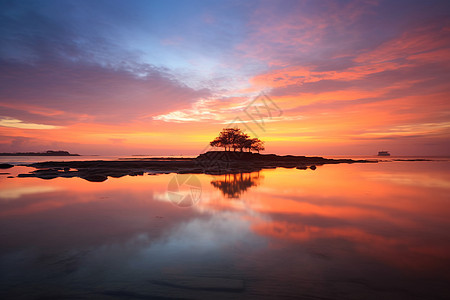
[0,155,449,299]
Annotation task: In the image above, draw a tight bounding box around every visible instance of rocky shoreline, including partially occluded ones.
[16,151,377,182]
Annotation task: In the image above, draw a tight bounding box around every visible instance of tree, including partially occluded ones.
[210,137,224,150]
[210,127,246,151]
[235,132,250,152]
[242,138,254,152]
[224,128,242,151]
[209,128,265,153]
[250,138,265,153]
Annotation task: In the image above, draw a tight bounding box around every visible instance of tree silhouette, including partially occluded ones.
[235,132,250,152]
[242,138,253,152]
[210,136,225,150]
[209,128,265,153]
[209,128,241,151]
[250,138,265,153]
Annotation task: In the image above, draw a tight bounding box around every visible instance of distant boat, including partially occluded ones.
[377,151,390,156]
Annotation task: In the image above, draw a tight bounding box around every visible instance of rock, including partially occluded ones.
[0,163,14,169]
[310,165,317,170]
[130,171,144,176]
[82,174,108,182]
[17,173,35,177]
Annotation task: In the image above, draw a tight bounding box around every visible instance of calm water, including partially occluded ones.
[0,155,196,165]
[0,160,449,299]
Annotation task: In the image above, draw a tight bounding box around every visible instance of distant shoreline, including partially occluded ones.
[0,151,80,156]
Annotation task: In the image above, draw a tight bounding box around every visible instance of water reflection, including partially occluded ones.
[0,161,449,299]
[210,172,262,198]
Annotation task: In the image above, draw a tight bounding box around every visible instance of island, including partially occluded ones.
[0,150,80,156]
[13,129,379,182]
[16,151,377,182]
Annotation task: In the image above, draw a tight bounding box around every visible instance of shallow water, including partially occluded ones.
[0,155,196,165]
[0,160,449,299]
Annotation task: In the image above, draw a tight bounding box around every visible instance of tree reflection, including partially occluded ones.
[211,172,262,198]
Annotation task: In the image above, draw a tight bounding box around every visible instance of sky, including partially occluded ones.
[0,0,449,156]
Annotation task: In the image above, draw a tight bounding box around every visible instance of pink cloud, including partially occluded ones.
[0,58,210,126]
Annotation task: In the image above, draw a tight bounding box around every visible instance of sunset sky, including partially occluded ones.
[1,0,449,155]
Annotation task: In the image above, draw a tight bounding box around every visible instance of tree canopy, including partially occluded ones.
[209,128,265,153]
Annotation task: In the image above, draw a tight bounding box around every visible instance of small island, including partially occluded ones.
[0,150,80,156]
[15,151,376,182]
[14,128,377,182]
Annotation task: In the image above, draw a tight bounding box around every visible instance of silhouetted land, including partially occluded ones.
[0,150,79,156]
[16,151,377,182]
[0,164,14,169]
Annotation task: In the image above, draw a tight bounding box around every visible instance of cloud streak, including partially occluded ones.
[0,117,63,130]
